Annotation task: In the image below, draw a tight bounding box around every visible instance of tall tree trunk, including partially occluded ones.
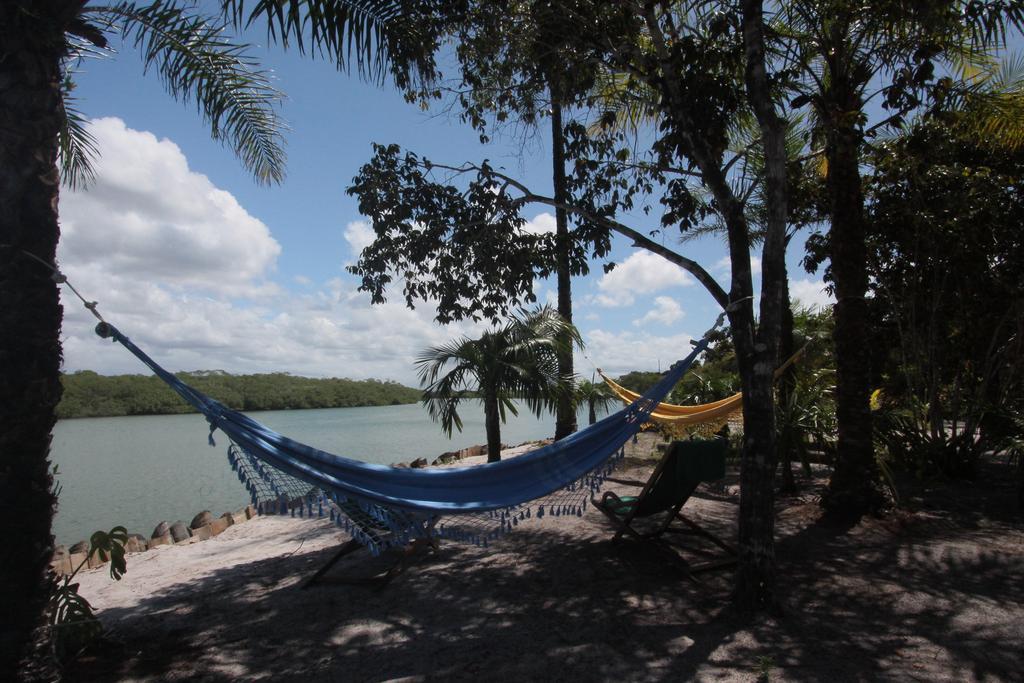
[588,399,597,426]
[778,270,798,495]
[638,1,787,610]
[484,393,502,462]
[0,21,65,677]
[734,0,789,611]
[550,97,577,441]
[819,76,882,520]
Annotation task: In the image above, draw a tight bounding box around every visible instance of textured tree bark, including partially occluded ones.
[820,78,882,520]
[733,0,789,611]
[778,274,798,495]
[0,23,65,678]
[550,98,577,441]
[634,0,789,610]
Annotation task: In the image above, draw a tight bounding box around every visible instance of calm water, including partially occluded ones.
[51,402,601,547]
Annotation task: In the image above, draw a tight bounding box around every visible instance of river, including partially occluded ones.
[50,402,603,547]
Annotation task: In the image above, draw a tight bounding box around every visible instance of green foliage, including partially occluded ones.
[873,400,979,479]
[223,0,442,91]
[612,370,663,395]
[57,77,98,190]
[89,527,129,581]
[574,379,616,425]
[778,367,838,461]
[57,370,422,419]
[755,654,777,682]
[347,144,560,324]
[48,578,101,665]
[54,0,288,188]
[417,306,581,459]
[48,526,129,664]
[861,119,1024,478]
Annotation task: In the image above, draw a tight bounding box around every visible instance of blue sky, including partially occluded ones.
[58,25,832,386]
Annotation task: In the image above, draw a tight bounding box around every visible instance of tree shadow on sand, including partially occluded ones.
[69,462,1023,682]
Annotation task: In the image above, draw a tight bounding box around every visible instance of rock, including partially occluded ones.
[190,510,213,529]
[209,517,230,536]
[219,512,234,525]
[245,504,256,519]
[169,521,191,543]
[86,551,107,569]
[410,457,428,469]
[50,546,72,576]
[392,462,409,468]
[53,555,73,576]
[125,534,148,553]
[148,535,170,548]
[151,521,170,539]
[232,507,249,524]
[68,540,88,555]
[191,524,212,541]
[432,451,459,466]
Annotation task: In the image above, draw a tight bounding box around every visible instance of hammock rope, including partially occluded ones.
[40,257,729,555]
[598,344,808,429]
[92,318,717,554]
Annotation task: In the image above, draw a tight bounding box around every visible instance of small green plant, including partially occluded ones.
[49,526,128,664]
[755,654,777,681]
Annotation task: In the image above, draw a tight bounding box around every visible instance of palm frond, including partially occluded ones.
[944,51,1024,151]
[88,1,287,185]
[58,77,99,190]
[224,0,436,88]
[587,68,661,136]
[415,305,581,439]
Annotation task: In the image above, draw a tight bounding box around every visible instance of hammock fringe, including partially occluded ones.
[97,321,712,555]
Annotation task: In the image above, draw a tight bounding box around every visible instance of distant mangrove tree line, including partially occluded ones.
[57,370,423,419]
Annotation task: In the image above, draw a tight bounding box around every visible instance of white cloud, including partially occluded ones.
[714,254,761,280]
[520,212,556,235]
[580,328,697,378]
[60,118,280,298]
[633,296,684,327]
[343,220,376,256]
[56,118,486,385]
[594,251,694,307]
[789,278,834,311]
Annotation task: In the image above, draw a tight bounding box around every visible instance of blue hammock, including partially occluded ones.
[94,322,711,553]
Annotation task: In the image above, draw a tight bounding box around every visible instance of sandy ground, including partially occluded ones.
[71,434,1024,682]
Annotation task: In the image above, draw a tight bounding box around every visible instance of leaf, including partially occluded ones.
[85,1,288,184]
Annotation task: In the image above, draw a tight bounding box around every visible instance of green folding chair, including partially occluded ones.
[594,439,737,579]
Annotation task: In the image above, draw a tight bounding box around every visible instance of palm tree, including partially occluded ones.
[417,307,581,462]
[0,1,433,675]
[783,0,1023,519]
[575,378,617,426]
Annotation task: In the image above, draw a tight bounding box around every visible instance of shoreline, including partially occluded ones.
[51,438,553,577]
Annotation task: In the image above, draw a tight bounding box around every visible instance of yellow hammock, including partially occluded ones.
[597,346,806,427]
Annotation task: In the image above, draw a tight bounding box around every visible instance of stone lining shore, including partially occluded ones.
[49,504,258,577]
[49,440,549,577]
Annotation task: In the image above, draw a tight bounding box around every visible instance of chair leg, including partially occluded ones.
[304,535,443,590]
[674,513,738,556]
[301,539,364,589]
